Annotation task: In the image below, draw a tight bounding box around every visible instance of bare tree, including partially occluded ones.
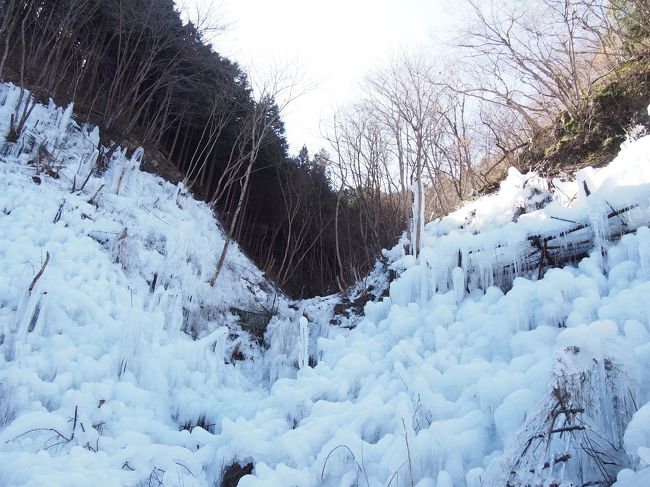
[460,0,615,128]
[0,0,32,80]
[325,103,408,288]
[182,91,235,191]
[366,52,445,257]
[175,0,228,40]
[209,67,300,286]
[3,0,100,139]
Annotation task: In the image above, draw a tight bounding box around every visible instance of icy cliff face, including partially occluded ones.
[1,84,650,486]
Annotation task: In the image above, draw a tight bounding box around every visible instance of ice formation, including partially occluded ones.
[1,84,650,486]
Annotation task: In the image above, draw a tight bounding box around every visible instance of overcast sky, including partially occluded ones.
[200,0,456,155]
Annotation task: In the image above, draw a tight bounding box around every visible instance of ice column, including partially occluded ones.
[452,266,465,303]
[298,316,309,369]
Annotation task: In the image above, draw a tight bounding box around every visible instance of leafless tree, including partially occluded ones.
[175,0,228,40]
[366,52,446,257]
[0,0,31,80]
[182,92,235,191]
[325,103,407,287]
[460,0,616,128]
[209,67,300,286]
[3,0,100,138]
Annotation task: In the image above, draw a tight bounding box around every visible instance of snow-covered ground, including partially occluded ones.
[2,83,650,486]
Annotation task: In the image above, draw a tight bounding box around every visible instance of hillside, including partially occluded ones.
[2,85,650,487]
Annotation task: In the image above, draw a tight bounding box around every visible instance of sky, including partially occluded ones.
[197,0,457,155]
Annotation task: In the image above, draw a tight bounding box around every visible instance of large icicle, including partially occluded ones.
[452,266,465,303]
[298,315,309,370]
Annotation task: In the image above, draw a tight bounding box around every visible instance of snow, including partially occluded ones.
[2,83,650,486]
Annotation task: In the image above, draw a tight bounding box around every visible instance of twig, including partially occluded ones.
[530,452,572,472]
[139,203,168,225]
[401,419,415,487]
[84,441,97,452]
[175,462,195,478]
[70,405,78,441]
[88,184,104,206]
[549,215,579,224]
[29,251,50,294]
[551,425,586,434]
[385,463,407,487]
[78,166,94,192]
[53,200,64,223]
[360,441,370,487]
[320,444,368,485]
[44,439,70,451]
[10,427,70,443]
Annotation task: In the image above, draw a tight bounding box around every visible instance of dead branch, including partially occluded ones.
[28,251,50,294]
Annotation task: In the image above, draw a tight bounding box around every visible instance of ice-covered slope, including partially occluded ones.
[0,84,293,486]
[2,84,650,487]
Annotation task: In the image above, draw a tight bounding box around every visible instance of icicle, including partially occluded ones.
[478,246,497,291]
[175,181,186,203]
[29,291,49,336]
[266,316,298,382]
[505,239,521,289]
[589,210,609,263]
[298,316,309,370]
[111,159,125,194]
[430,259,438,297]
[420,258,430,306]
[411,178,425,258]
[114,147,143,195]
[452,266,465,303]
[203,326,228,361]
[7,289,47,362]
[130,147,144,170]
[88,126,100,147]
[56,102,74,146]
[389,267,420,306]
[590,211,603,251]
[411,183,419,255]
[518,298,532,332]
[636,227,650,279]
[13,289,41,341]
[437,251,457,294]
[117,314,142,378]
[159,291,183,332]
